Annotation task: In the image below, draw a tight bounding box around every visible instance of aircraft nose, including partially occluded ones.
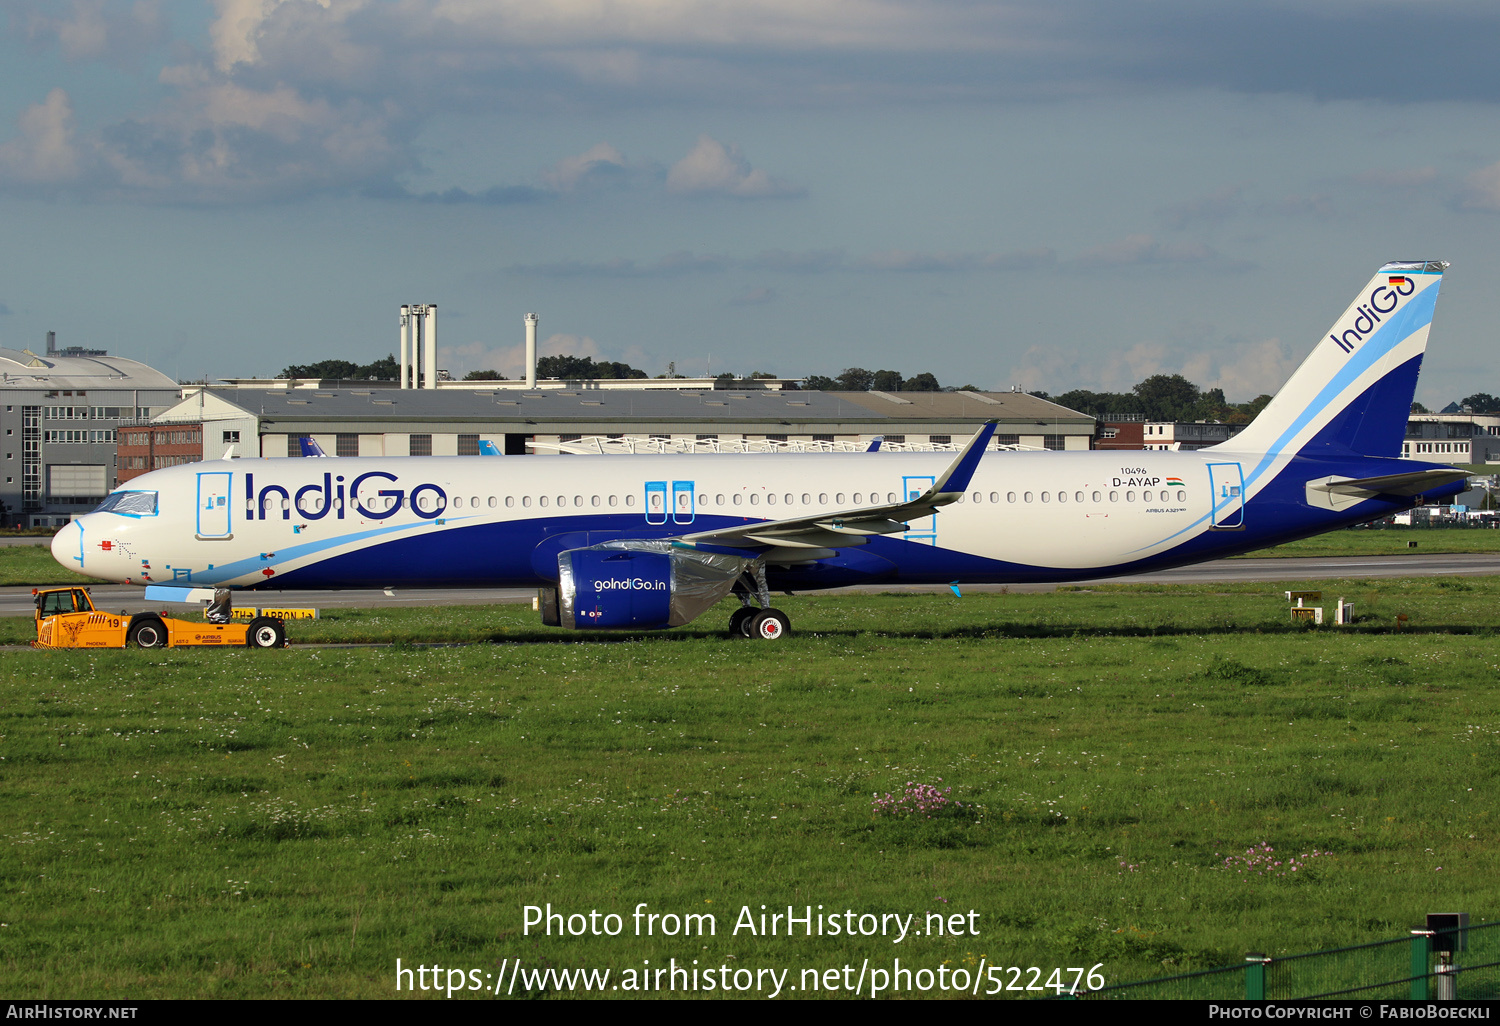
[52,518,83,571]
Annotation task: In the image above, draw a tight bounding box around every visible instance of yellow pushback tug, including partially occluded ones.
[32,587,287,649]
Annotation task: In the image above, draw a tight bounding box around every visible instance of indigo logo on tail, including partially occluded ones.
[1330,277,1414,354]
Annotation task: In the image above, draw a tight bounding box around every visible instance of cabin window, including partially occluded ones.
[1024,492,1033,503]
[800,493,810,504]
[972,492,982,503]
[609,495,618,507]
[1177,490,1186,502]
[1110,491,1119,502]
[750,494,760,505]
[573,496,583,507]
[452,496,462,508]
[732,494,742,505]
[766,493,776,505]
[716,494,725,505]
[539,496,549,507]
[1057,491,1066,503]
[1075,491,1084,503]
[852,493,862,504]
[591,495,600,507]
[1126,491,1136,502]
[1041,492,1050,503]
[836,493,845,504]
[1006,492,1015,503]
[1092,491,1101,502]
[625,494,635,507]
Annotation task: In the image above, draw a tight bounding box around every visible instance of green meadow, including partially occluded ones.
[3,580,1500,999]
[1239,526,1500,559]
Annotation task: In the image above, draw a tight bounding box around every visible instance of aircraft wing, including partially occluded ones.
[1318,468,1470,497]
[674,422,996,556]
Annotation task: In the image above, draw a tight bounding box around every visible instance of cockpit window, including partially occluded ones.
[93,491,158,516]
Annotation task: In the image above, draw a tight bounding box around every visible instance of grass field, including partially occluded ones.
[1238,527,1500,559]
[0,545,93,588]
[3,579,1500,1000]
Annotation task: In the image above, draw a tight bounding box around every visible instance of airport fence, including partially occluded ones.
[1075,920,1500,1000]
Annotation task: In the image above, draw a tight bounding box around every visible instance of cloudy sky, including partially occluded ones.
[2,0,1499,406]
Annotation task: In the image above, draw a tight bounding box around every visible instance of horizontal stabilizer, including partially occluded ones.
[1318,468,1470,497]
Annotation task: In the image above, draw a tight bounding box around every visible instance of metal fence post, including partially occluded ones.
[1244,953,1271,1000]
[1410,931,1433,1000]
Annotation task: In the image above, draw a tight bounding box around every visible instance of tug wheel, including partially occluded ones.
[128,619,166,649]
[246,616,286,649]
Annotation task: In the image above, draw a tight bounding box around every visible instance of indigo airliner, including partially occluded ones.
[54,261,1469,640]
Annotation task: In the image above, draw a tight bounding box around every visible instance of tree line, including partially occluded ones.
[1412,393,1500,415]
[1030,374,1273,424]
[275,356,1495,419]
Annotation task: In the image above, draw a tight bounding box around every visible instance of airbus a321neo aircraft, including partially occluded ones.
[54,261,1469,640]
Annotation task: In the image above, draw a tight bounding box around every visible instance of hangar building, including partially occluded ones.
[2,340,180,527]
[117,385,1096,481]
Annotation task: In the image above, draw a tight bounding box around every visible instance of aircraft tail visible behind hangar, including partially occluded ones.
[1212,260,1447,462]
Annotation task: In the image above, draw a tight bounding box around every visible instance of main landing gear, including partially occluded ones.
[728,564,791,640]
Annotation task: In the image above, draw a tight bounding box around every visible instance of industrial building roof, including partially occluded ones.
[169,387,1093,428]
[0,347,178,391]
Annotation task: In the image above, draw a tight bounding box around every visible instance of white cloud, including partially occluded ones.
[0,89,82,185]
[666,135,801,198]
[729,286,776,306]
[1007,333,1299,399]
[1462,159,1500,211]
[23,0,166,63]
[1157,184,1243,231]
[543,142,629,191]
[1072,233,1219,268]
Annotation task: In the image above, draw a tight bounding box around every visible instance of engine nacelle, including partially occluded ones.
[540,542,751,630]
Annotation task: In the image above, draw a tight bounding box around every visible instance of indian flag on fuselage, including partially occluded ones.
[1165,476,1186,488]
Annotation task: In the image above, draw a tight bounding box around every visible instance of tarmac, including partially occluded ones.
[4,552,1498,617]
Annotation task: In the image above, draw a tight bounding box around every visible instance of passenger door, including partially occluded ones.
[196,471,233,539]
[1208,462,1245,530]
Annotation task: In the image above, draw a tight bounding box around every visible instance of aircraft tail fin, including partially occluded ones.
[1215,261,1447,460]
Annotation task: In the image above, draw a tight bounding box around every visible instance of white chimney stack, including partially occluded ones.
[399,306,410,389]
[524,313,538,389]
[423,304,437,389]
